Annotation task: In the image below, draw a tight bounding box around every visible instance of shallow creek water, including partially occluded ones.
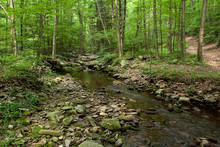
[71,71,220,147]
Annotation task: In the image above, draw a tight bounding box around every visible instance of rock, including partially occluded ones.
[47,111,59,126]
[87,116,96,127]
[156,89,164,96]
[34,138,47,147]
[79,141,103,147]
[120,60,128,68]
[65,138,71,147]
[62,116,73,126]
[168,104,174,111]
[100,112,108,117]
[101,118,121,130]
[115,138,123,147]
[91,126,100,133]
[200,139,209,147]
[8,125,14,129]
[62,106,72,110]
[39,129,61,136]
[52,137,59,142]
[119,115,134,121]
[179,97,190,103]
[75,105,85,114]
[72,99,86,105]
[23,110,31,116]
[204,97,217,103]
[66,109,77,115]
[193,107,201,112]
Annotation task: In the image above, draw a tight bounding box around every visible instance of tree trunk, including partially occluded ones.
[115,0,122,57]
[181,0,186,58]
[121,0,126,52]
[197,0,207,62]
[168,0,172,53]
[143,0,147,49]
[78,0,85,52]
[153,0,159,57]
[20,0,24,50]
[172,1,177,51]
[8,0,18,56]
[159,0,163,54]
[52,0,58,59]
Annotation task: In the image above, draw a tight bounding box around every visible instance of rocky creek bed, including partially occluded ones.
[41,53,220,147]
[1,54,219,147]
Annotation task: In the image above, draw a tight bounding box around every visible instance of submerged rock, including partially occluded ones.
[119,115,134,121]
[101,118,121,130]
[79,141,103,147]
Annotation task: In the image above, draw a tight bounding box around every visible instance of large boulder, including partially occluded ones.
[101,118,121,130]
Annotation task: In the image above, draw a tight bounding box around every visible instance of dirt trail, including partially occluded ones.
[186,36,220,70]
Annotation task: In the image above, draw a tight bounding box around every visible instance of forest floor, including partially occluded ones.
[186,36,220,70]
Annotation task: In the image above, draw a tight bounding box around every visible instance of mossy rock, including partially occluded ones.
[101,118,121,130]
[65,109,77,115]
[79,141,103,147]
[62,116,73,126]
[39,129,61,136]
[31,125,43,138]
[72,99,86,105]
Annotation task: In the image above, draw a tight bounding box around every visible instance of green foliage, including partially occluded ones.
[141,64,220,82]
[0,50,37,78]
[0,91,39,125]
[186,87,197,95]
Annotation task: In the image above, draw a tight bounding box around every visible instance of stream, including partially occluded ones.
[71,71,220,147]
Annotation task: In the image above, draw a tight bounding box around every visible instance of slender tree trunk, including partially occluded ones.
[153,0,159,57]
[115,0,122,57]
[78,0,85,52]
[9,0,17,56]
[20,0,24,50]
[181,0,186,58]
[121,0,126,53]
[173,1,177,51]
[52,0,58,59]
[135,0,140,38]
[147,1,151,50]
[95,0,111,45]
[168,0,172,53]
[143,0,147,49]
[197,0,207,62]
[159,0,163,55]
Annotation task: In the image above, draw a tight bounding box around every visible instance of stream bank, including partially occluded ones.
[43,54,220,146]
[51,53,220,112]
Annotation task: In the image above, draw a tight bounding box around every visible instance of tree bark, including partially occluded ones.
[159,0,163,54]
[52,0,58,59]
[1,1,18,56]
[197,0,207,62]
[168,0,172,53]
[115,0,122,57]
[20,0,24,50]
[78,0,85,52]
[10,0,17,56]
[181,0,186,58]
[143,0,147,49]
[153,0,159,57]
